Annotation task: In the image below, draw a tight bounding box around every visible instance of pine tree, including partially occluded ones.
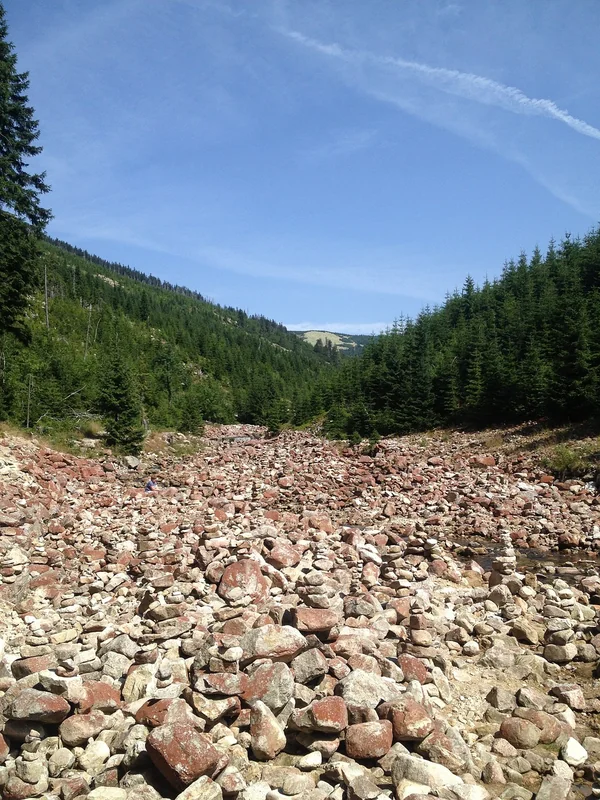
[177,389,204,434]
[99,351,145,454]
[0,2,52,335]
[0,212,37,334]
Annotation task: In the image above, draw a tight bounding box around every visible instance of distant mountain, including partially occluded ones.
[293,329,374,356]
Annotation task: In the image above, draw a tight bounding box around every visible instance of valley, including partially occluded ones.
[0,423,599,799]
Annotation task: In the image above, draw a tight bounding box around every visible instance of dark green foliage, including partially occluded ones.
[0,3,51,336]
[0,3,51,229]
[0,211,38,335]
[177,388,204,435]
[320,229,600,438]
[99,349,145,454]
[0,238,332,440]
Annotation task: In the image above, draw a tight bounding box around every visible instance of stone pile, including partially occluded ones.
[0,426,599,800]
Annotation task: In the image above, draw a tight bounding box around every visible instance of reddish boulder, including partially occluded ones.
[293,607,340,633]
[267,541,303,568]
[4,775,49,800]
[242,662,294,712]
[513,709,563,744]
[346,720,393,759]
[8,689,70,724]
[146,723,221,790]
[381,698,434,741]
[499,717,541,749]
[203,672,248,697]
[135,699,175,728]
[59,710,108,746]
[469,455,496,467]
[309,697,348,733]
[11,655,58,679]
[250,700,287,760]
[218,559,270,603]
[72,681,121,713]
[398,654,429,684]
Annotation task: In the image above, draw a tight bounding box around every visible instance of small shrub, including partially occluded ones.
[80,418,104,438]
[542,444,585,478]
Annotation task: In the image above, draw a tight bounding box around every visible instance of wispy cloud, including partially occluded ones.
[280,26,600,216]
[284,30,600,141]
[192,244,435,299]
[54,213,447,302]
[285,321,390,334]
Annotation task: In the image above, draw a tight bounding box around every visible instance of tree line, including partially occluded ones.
[297,231,600,439]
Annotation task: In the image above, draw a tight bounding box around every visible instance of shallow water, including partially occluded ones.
[452,537,598,585]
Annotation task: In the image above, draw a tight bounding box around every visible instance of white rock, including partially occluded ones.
[88,790,128,800]
[241,783,271,800]
[79,740,111,775]
[395,779,432,799]
[392,753,464,791]
[561,737,587,766]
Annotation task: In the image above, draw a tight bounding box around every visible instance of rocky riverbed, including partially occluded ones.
[0,424,599,800]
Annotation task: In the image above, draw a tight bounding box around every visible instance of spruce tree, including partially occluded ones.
[177,389,204,434]
[0,2,52,335]
[0,211,37,334]
[99,351,145,454]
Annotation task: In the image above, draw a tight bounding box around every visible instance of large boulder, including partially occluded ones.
[346,720,393,759]
[7,689,70,724]
[392,753,464,792]
[146,723,222,790]
[337,669,404,708]
[240,625,307,663]
[218,560,270,603]
[499,717,541,749]
[250,700,287,760]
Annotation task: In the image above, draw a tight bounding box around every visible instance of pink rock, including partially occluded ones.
[8,688,70,724]
[380,698,434,741]
[218,559,270,603]
[267,541,303,568]
[4,776,49,800]
[513,709,563,744]
[250,700,287,760]
[135,699,176,728]
[499,717,541,749]
[242,662,294,712]
[73,681,122,713]
[309,696,349,732]
[293,607,340,632]
[59,710,108,746]
[416,726,473,773]
[203,672,248,696]
[0,733,9,764]
[11,655,57,678]
[470,455,496,467]
[346,720,393,759]
[398,654,429,684]
[146,723,222,790]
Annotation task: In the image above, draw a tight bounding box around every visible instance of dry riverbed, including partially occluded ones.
[0,424,599,800]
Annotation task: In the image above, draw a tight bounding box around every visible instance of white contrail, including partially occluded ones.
[286,30,600,142]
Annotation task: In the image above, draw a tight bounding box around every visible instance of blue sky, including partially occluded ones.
[6,0,600,333]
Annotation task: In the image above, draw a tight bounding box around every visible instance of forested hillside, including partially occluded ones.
[299,230,600,439]
[0,237,332,446]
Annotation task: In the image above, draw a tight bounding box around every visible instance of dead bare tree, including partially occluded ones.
[44,259,50,330]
